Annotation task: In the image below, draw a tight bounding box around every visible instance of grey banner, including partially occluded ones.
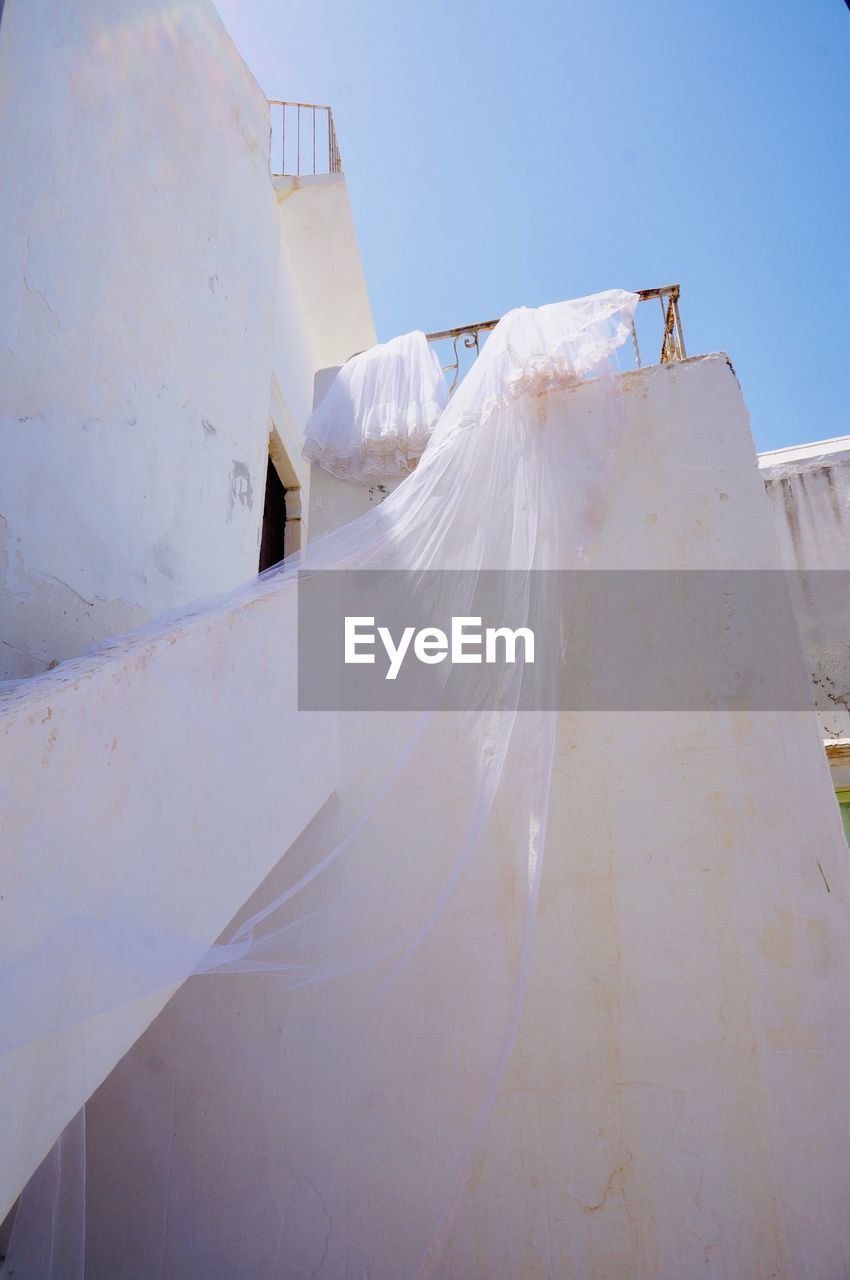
[296,570,844,712]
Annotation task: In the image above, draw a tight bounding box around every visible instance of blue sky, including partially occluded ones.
[214,0,848,452]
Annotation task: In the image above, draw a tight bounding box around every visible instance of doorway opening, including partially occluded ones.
[259,455,287,572]
[259,428,302,572]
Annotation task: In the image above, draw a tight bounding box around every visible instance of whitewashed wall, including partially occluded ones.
[0,0,385,1215]
[0,579,337,1222]
[268,173,378,530]
[0,0,378,680]
[760,436,850,741]
[0,0,282,677]
[84,357,850,1278]
[0,0,382,1217]
[268,173,382,541]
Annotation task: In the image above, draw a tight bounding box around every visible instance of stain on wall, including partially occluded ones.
[227,461,254,521]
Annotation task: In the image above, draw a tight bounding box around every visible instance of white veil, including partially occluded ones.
[302,329,448,480]
[2,290,638,1280]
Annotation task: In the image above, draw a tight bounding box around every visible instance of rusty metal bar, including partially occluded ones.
[268,98,333,110]
[327,108,341,174]
[426,286,686,386]
[671,292,686,358]
[425,288,681,343]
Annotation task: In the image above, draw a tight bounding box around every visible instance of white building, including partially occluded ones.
[0,0,381,683]
[2,0,850,1275]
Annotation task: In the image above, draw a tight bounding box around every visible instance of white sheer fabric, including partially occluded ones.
[302,329,449,481]
[2,290,639,1280]
[440,289,639,434]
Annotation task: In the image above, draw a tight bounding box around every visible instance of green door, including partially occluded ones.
[837,788,850,848]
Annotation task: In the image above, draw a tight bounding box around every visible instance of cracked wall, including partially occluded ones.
[0,515,148,678]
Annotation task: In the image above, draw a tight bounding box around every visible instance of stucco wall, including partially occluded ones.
[0,0,384,1214]
[760,436,850,739]
[0,578,337,1222]
[270,175,380,539]
[83,357,850,1278]
[0,0,280,676]
[0,0,356,680]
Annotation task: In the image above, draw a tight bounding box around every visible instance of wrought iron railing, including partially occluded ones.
[269,101,342,177]
[427,285,686,393]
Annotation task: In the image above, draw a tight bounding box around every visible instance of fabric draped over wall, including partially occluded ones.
[302,328,449,481]
[2,290,640,1280]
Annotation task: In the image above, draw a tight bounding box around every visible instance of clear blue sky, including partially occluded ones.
[215,0,848,452]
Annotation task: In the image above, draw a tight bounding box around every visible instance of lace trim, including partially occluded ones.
[444,317,635,434]
[303,299,636,480]
[303,400,445,481]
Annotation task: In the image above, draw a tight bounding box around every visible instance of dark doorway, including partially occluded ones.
[259,455,287,571]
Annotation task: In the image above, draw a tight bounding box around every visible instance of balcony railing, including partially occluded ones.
[427,285,687,393]
[269,101,342,178]
[634,285,686,367]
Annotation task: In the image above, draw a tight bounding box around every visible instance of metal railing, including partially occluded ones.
[634,285,686,367]
[269,101,342,177]
[427,285,686,393]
